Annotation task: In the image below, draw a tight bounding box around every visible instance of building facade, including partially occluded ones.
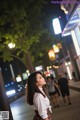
[60,0,80,80]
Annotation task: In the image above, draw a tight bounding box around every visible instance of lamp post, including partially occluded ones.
[8,42,34,73]
[8,43,28,83]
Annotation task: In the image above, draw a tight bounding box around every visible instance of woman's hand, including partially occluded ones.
[44,118,49,120]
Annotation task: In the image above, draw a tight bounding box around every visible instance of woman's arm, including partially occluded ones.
[54,81,59,89]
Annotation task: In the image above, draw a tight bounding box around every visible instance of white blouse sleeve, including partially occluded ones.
[33,93,48,119]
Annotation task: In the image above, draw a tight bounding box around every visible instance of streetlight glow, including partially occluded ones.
[8,43,15,49]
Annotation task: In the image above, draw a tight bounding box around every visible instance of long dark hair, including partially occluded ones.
[27,71,46,105]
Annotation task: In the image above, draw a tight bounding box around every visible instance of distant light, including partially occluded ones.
[52,18,62,34]
[18,89,21,92]
[5,85,7,87]
[6,90,16,96]
[44,71,51,77]
[59,16,61,18]
[7,84,10,86]
[11,82,14,85]
[22,72,28,80]
[8,43,15,49]
[57,43,62,49]
[26,70,30,76]
[53,44,60,53]
[48,50,56,61]
[68,62,71,65]
[64,10,68,14]
[65,62,71,66]
[26,70,29,73]
[65,62,68,66]
[16,75,22,82]
[25,84,27,88]
[35,65,43,71]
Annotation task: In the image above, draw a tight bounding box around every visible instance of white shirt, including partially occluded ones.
[33,88,52,119]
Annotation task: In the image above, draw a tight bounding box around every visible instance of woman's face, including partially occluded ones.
[36,73,46,87]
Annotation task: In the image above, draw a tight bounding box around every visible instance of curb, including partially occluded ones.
[9,91,25,103]
[69,86,80,92]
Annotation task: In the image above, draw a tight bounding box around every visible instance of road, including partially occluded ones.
[10,89,80,120]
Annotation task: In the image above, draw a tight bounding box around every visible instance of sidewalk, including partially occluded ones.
[69,80,80,91]
[8,91,25,103]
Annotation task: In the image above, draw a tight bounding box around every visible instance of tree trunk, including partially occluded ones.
[25,52,35,73]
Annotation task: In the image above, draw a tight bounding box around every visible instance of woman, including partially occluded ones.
[27,71,52,120]
[46,76,59,108]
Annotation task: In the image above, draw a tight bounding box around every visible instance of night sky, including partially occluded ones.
[43,0,67,35]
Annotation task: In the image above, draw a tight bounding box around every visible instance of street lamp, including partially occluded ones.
[8,43,15,49]
[8,43,28,87]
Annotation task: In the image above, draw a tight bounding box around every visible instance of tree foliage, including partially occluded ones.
[0,0,47,60]
[30,32,56,66]
[0,0,57,71]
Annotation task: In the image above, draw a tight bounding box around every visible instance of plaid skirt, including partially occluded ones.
[33,108,52,120]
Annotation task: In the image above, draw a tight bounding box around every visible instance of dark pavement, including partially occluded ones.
[69,80,80,91]
[10,87,80,120]
[52,89,80,120]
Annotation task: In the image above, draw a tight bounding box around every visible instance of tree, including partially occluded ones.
[0,0,47,73]
[30,32,56,68]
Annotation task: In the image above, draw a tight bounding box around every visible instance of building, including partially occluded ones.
[60,0,80,80]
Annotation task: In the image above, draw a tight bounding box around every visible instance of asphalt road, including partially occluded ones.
[10,89,80,120]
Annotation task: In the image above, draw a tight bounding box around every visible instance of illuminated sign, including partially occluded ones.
[52,18,62,34]
[35,65,43,71]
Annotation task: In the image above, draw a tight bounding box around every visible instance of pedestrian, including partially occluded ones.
[58,74,71,106]
[72,71,76,80]
[46,76,59,108]
[64,71,68,79]
[27,71,52,120]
